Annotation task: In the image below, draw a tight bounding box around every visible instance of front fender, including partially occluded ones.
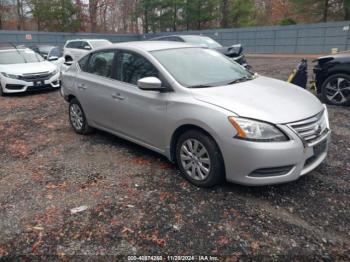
[164,100,237,160]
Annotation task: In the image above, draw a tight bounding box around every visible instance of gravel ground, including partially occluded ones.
[0,56,349,261]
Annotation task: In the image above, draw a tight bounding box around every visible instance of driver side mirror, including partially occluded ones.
[83,45,91,50]
[137,77,165,91]
[48,56,58,61]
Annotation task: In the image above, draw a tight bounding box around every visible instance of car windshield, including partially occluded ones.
[89,40,112,48]
[181,36,222,48]
[152,47,250,87]
[0,49,44,64]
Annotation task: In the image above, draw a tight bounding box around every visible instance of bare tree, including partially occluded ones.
[16,0,26,29]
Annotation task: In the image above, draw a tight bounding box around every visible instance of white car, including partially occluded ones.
[63,39,112,64]
[0,46,60,95]
[30,45,66,71]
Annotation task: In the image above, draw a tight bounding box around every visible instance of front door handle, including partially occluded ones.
[111,93,125,100]
[77,84,87,90]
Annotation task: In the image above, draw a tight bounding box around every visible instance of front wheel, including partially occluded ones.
[176,130,224,187]
[321,73,350,106]
[69,98,92,135]
[0,83,5,96]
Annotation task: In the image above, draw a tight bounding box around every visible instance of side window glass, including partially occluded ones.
[78,55,90,72]
[87,51,115,78]
[48,47,61,58]
[116,51,159,85]
[66,42,74,48]
[80,41,90,50]
[67,41,79,49]
[175,37,184,42]
[168,37,178,41]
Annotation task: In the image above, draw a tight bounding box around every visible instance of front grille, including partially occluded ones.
[19,71,51,82]
[27,84,53,91]
[288,110,328,144]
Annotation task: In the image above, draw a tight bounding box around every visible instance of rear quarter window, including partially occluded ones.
[66,41,81,49]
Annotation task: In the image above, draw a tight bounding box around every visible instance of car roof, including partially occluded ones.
[152,34,208,39]
[35,44,57,47]
[110,41,197,52]
[66,39,110,42]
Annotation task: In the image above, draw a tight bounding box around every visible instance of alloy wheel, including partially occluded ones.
[180,138,211,181]
[70,104,84,130]
[325,77,350,104]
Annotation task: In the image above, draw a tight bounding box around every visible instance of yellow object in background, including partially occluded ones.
[331,48,338,54]
[287,69,296,83]
[310,81,317,91]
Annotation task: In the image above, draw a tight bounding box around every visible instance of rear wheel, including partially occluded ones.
[321,73,350,106]
[69,98,92,134]
[176,130,224,187]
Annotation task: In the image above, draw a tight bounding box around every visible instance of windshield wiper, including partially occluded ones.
[187,84,213,88]
[9,43,28,63]
[226,75,253,85]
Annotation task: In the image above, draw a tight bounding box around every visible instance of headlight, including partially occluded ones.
[1,72,20,79]
[228,117,288,142]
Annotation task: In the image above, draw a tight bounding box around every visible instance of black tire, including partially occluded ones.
[175,130,225,187]
[68,98,93,135]
[0,83,5,96]
[321,73,350,106]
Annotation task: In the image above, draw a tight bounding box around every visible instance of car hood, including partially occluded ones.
[316,52,350,65]
[0,61,57,75]
[191,76,323,124]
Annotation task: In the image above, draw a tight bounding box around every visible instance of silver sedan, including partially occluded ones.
[61,41,331,187]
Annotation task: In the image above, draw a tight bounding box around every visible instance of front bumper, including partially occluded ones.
[1,73,60,94]
[220,125,331,186]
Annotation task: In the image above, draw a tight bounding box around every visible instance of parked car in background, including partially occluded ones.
[61,41,330,187]
[314,52,350,106]
[149,35,250,69]
[0,45,60,95]
[30,45,62,59]
[29,45,65,69]
[63,39,112,64]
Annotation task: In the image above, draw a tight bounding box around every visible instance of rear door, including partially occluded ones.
[75,50,118,130]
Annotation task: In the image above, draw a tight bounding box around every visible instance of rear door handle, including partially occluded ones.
[77,84,87,90]
[111,93,125,100]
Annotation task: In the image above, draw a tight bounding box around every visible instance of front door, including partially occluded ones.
[109,50,169,151]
